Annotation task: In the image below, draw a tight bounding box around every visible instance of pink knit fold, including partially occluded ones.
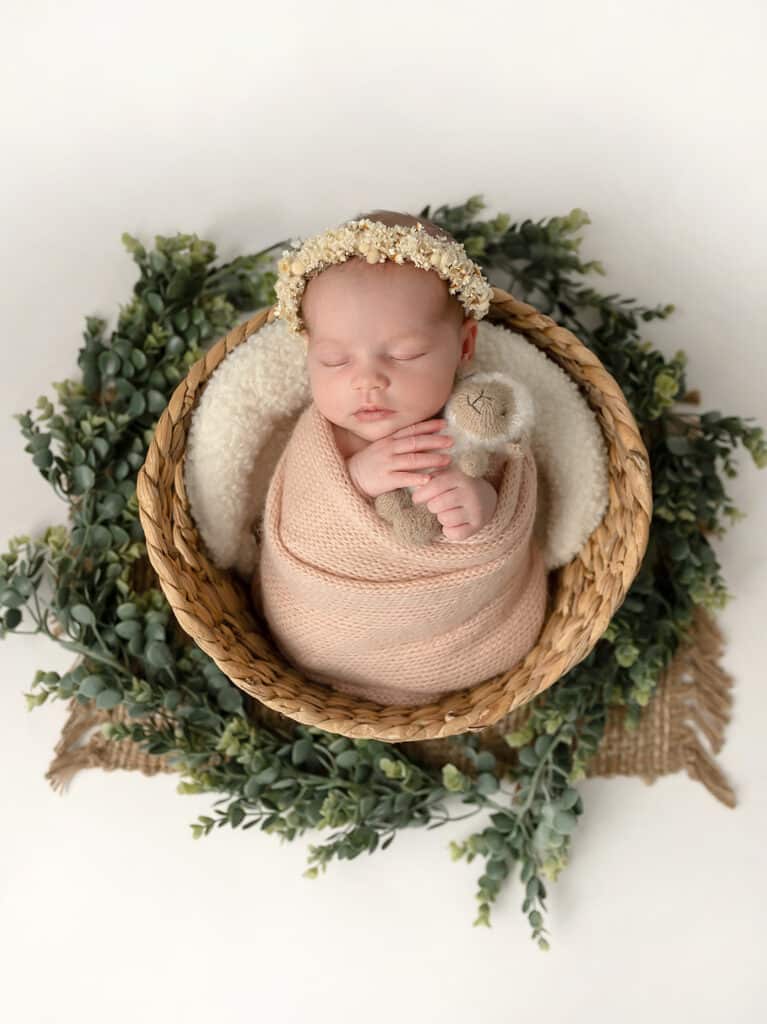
[257,402,548,706]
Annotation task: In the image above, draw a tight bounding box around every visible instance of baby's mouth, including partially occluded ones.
[353,408,396,422]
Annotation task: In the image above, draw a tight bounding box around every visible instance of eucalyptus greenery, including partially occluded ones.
[3,196,764,952]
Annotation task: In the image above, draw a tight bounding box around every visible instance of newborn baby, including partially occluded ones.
[301,211,501,540]
[255,210,548,707]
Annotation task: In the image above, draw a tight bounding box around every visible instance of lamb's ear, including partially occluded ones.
[504,377,535,443]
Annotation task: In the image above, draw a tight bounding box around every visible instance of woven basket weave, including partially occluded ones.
[136,287,652,742]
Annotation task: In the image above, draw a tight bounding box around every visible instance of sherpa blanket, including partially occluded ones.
[184,318,609,585]
[257,401,548,706]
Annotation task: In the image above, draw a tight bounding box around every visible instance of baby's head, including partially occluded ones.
[298,210,481,444]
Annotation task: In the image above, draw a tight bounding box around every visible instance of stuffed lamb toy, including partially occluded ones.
[374,370,535,545]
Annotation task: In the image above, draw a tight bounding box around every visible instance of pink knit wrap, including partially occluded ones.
[257,402,549,706]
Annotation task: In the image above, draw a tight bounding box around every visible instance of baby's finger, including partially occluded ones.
[395,450,452,473]
[442,524,473,542]
[405,473,434,488]
[428,492,463,515]
[394,418,448,438]
[411,475,451,504]
[391,431,453,452]
[436,506,468,526]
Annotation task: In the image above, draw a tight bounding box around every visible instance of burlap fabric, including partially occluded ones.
[46,606,736,810]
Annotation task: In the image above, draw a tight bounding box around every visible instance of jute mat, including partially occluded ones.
[45,606,736,810]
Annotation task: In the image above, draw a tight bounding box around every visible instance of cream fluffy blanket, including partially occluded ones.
[257,402,549,706]
[184,317,609,586]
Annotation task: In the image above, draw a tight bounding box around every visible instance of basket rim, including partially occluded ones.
[136,286,652,741]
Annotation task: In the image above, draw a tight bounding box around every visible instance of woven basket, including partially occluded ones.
[136,287,652,742]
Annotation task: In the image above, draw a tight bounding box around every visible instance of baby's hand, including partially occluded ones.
[346,418,455,499]
[411,468,498,541]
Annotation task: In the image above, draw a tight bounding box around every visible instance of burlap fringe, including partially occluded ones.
[45,607,736,808]
[45,703,173,794]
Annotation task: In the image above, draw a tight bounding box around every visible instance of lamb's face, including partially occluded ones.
[449,379,516,441]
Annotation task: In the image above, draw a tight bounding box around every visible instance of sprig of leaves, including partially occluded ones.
[2,201,763,952]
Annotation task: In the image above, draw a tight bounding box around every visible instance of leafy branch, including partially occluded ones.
[2,198,764,952]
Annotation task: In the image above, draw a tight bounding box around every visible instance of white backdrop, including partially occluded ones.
[2,2,766,1021]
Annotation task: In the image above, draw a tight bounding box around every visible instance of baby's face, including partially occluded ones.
[302,260,476,446]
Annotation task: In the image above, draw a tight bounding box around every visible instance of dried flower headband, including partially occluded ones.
[267,218,494,338]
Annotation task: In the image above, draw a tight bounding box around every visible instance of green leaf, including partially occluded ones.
[91,437,110,459]
[666,436,692,455]
[71,604,96,626]
[558,787,580,810]
[442,763,468,792]
[526,877,541,900]
[336,749,359,769]
[475,751,496,771]
[163,689,182,711]
[0,587,26,609]
[166,335,185,356]
[99,493,126,518]
[476,771,499,794]
[489,812,517,833]
[149,251,169,273]
[145,291,164,315]
[485,858,508,880]
[145,640,174,669]
[518,746,539,768]
[552,810,577,834]
[147,390,167,414]
[98,351,121,377]
[79,675,106,698]
[615,643,639,667]
[217,685,243,713]
[110,526,131,546]
[252,765,280,785]
[167,270,192,300]
[359,795,377,818]
[71,465,96,493]
[534,735,552,757]
[4,607,22,629]
[115,619,142,639]
[91,525,113,548]
[670,537,690,560]
[291,739,314,766]
[12,577,33,599]
[244,776,262,799]
[128,391,147,417]
[95,688,122,710]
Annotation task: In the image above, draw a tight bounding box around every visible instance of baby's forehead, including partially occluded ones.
[302,260,451,324]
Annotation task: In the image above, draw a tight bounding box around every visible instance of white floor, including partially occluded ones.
[2,2,766,1020]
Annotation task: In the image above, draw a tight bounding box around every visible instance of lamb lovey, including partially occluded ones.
[375,369,536,546]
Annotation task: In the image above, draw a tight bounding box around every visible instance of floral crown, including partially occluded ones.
[268,217,494,337]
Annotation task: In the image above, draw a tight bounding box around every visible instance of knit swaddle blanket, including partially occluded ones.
[258,401,548,706]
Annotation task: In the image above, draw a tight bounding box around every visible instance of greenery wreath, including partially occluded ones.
[3,196,764,952]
